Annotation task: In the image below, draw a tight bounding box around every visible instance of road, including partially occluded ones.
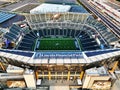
[80,0,120,38]
[0,73,24,80]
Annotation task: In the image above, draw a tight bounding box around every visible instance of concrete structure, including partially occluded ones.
[83,67,111,89]
[23,69,36,88]
[112,80,120,90]
[6,65,24,74]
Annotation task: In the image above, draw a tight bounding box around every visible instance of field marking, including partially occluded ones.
[34,39,38,51]
[75,38,82,51]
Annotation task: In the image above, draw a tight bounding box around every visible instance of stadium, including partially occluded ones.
[0,1,120,90]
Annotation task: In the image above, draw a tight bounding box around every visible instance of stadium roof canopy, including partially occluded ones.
[0,49,120,68]
[0,12,16,23]
[30,3,71,14]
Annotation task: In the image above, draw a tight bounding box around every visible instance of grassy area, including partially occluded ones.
[38,38,77,50]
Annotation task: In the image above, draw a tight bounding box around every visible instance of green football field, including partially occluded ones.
[38,38,77,50]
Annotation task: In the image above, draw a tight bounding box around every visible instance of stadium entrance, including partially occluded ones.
[36,65,83,82]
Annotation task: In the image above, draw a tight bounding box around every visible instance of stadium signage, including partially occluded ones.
[34,52,83,59]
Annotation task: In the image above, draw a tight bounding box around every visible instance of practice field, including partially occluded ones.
[38,38,77,50]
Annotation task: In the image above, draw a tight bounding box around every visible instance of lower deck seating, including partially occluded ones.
[16,29,100,51]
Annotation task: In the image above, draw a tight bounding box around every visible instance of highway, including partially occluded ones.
[79,0,120,38]
[0,73,24,80]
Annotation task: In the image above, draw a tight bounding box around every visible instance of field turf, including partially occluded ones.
[38,38,76,50]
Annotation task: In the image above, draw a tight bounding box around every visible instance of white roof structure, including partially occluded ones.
[30,3,71,14]
[85,66,108,76]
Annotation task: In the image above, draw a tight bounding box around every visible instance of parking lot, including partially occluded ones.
[0,0,39,11]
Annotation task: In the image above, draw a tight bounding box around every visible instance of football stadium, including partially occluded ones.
[0,0,120,90]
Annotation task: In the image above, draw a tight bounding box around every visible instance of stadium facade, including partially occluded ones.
[0,2,120,90]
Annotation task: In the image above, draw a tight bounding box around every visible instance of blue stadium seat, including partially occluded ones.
[20,42,32,47]
[54,29,57,36]
[82,42,97,47]
[66,29,70,37]
[47,29,51,36]
[51,29,54,35]
[68,29,72,36]
[81,38,95,43]
[80,35,90,39]
[26,33,36,39]
[85,49,120,57]
[19,46,32,50]
[39,30,44,37]
[33,30,38,36]
[24,35,34,39]
[55,29,59,35]
[4,34,14,41]
[21,39,34,44]
[75,30,81,37]
[7,33,17,39]
[43,29,47,36]
[84,45,100,51]
[0,49,33,57]
[71,30,75,37]
[17,47,31,51]
[29,32,37,38]
[63,29,67,36]
[10,28,19,35]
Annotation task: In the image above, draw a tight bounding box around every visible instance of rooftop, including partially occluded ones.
[0,12,16,23]
[30,3,71,14]
[85,66,109,76]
